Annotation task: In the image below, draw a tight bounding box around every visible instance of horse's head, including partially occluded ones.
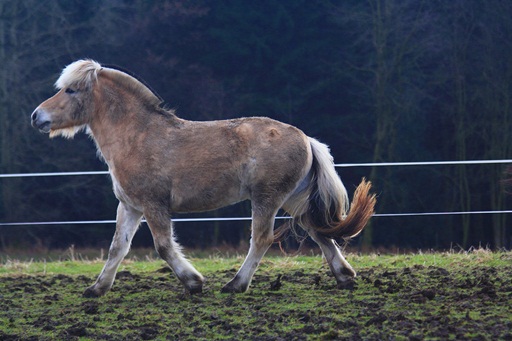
[31,59,164,139]
[31,60,101,138]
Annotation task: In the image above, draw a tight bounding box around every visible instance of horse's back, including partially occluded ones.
[173,116,310,163]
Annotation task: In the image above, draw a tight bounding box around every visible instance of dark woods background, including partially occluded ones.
[0,0,511,252]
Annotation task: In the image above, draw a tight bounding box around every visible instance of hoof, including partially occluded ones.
[337,279,356,290]
[220,286,245,294]
[83,285,108,298]
[188,285,203,295]
[221,281,247,294]
[182,273,204,295]
[83,287,101,298]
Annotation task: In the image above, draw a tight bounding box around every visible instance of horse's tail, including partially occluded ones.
[282,138,376,240]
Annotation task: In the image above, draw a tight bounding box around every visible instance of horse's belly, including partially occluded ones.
[170,192,246,213]
[170,180,247,213]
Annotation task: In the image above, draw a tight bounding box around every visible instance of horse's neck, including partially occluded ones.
[88,107,182,166]
[87,112,136,165]
[87,126,118,166]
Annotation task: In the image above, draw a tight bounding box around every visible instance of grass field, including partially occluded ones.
[1,249,511,340]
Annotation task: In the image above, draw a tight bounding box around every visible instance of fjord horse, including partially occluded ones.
[31,60,376,296]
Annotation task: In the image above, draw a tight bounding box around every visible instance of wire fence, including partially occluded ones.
[1,159,512,227]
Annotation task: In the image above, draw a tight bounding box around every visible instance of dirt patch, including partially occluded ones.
[0,261,511,340]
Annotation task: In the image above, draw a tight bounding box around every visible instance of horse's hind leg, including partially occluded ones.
[144,210,204,294]
[83,203,142,297]
[221,209,277,293]
[306,228,356,289]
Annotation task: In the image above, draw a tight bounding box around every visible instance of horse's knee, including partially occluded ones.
[108,232,133,261]
[252,225,274,247]
[107,245,124,260]
[254,234,274,248]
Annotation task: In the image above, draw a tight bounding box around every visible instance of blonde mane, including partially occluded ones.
[101,68,163,108]
[55,59,162,108]
[55,59,101,90]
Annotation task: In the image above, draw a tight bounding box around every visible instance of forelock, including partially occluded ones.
[55,59,102,90]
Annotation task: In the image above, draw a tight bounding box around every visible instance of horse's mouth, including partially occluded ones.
[34,121,51,133]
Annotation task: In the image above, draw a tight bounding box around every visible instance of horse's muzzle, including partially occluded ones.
[31,109,51,133]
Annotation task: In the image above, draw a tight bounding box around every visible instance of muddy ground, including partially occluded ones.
[0,258,511,340]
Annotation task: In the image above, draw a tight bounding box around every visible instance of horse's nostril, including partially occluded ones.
[31,110,38,121]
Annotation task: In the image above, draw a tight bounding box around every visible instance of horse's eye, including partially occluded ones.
[65,88,76,94]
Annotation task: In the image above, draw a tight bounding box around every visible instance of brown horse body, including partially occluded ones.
[31,60,375,296]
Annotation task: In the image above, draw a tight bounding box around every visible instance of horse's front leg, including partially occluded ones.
[221,210,276,293]
[83,202,142,297]
[144,210,204,294]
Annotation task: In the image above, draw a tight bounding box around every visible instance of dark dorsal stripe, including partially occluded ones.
[102,64,165,105]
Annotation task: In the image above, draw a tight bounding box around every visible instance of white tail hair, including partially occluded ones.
[279,137,375,241]
[309,138,349,219]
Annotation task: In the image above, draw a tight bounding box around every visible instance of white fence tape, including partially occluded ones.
[1,159,511,227]
[2,211,512,227]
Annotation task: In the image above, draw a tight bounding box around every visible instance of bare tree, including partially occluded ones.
[0,0,136,247]
[334,0,443,247]
[473,1,512,248]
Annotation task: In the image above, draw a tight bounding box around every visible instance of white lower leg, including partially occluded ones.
[308,230,356,286]
[222,214,275,293]
[150,221,203,293]
[165,237,204,292]
[84,203,142,297]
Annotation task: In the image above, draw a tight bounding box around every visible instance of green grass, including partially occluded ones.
[0,249,511,340]
[1,247,509,276]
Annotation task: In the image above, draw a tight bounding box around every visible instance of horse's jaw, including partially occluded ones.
[49,125,87,139]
